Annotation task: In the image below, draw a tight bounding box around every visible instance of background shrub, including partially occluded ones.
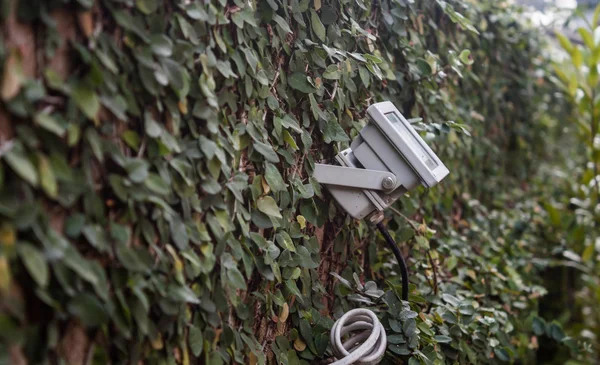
[0,0,592,364]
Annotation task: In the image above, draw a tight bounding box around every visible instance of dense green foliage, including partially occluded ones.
[535,8,600,364]
[0,0,596,364]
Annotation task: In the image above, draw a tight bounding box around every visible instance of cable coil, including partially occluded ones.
[329,221,409,365]
[329,308,387,365]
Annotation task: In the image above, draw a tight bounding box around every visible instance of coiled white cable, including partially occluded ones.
[329,308,387,365]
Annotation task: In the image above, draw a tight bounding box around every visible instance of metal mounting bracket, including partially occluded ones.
[312,148,406,219]
[313,164,397,193]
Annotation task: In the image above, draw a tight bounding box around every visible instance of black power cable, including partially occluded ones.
[376,222,409,301]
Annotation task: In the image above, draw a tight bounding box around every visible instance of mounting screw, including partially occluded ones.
[382,177,395,190]
[368,211,385,225]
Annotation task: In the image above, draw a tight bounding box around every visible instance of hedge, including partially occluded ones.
[0,0,581,364]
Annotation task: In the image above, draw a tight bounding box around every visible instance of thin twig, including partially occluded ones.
[137,136,147,158]
[390,207,438,294]
[289,152,307,180]
[289,126,314,180]
[389,206,418,231]
[270,70,280,93]
[409,64,452,85]
[426,250,439,295]
[330,80,338,101]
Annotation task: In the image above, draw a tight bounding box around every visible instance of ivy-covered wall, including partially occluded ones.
[0,0,582,364]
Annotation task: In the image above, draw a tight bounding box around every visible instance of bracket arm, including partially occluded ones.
[313,164,397,191]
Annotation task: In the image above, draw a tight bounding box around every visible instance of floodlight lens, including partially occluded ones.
[384,112,438,169]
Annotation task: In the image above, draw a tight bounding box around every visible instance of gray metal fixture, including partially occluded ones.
[313,101,449,220]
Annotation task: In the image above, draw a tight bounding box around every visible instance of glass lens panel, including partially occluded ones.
[385,112,438,169]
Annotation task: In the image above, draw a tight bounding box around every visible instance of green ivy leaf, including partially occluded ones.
[323,120,349,143]
[144,111,162,138]
[296,246,318,269]
[283,130,298,150]
[264,162,286,192]
[387,335,407,344]
[144,173,170,195]
[65,214,85,238]
[459,49,473,65]
[67,293,108,327]
[38,154,58,198]
[116,244,149,272]
[389,343,411,355]
[309,94,320,120]
[416,59,432,75]
[267,94,280,110]
[458,304,475,316]
[82,225,108,252]
[257,196,282,218]
[288,72,317,93]
[253,141,280,163]
[4,142,38,187]
[122,130,141,151]
[366,62,383,80]
[169,215,189,249]
[226,265,247,290]
[72,83,99,120]
[242,48,259,72]
[85,128,104,162]
[276,231,295,252]
[493,348,511,362]
[310,9,326,42]
[272,14,292,34]
[63,247,100,285]
[226,172,249,202]
[18,242,49,288]
[434,335,452,344]
[359,66,370,87]
[167,284,200,304]
[403,318,416,337]
[321,5,337,24]
[414,236,429,250]
[149,34,173,57]
[136,0,158,14]
[125,158,149,183]
[323,64,340,80]
[34,112,65,137]
[532,316,546,336]
[298,318,315,352]
[549,323,565,341]
[189,326,204,357]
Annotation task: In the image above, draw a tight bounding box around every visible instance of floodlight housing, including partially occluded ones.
[313,101,449,220]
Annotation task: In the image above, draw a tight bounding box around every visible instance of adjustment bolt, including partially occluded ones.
[382,177,395,190]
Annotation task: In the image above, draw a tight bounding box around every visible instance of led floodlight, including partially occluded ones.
[314,101,449,220]
[317,102,450,365]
